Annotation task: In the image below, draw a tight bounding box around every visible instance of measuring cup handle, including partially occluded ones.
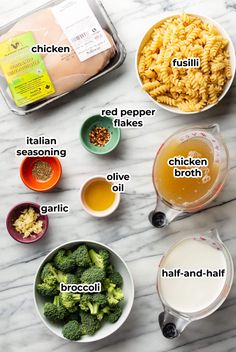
[159,310,190,339]
[149,199,182,228]
[149,211,167,228]
[159,312,179,339]
[162,322,179,339]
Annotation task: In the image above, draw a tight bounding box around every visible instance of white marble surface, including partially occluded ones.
[0,0,236,351]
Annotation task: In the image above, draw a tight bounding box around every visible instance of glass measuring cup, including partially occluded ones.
[157,229,234,339]
[149,124,229,228]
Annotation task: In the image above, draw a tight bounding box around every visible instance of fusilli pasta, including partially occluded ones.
[138,14,232,112]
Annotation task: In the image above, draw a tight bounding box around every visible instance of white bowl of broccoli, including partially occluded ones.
[34,240,134,342]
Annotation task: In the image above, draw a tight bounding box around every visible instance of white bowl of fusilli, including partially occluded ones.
[136,13,235,114]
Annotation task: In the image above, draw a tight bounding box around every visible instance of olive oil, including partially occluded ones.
[83,179,115,212]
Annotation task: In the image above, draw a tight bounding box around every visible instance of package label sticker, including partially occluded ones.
[52,0,112,62]
[0,32,55,107]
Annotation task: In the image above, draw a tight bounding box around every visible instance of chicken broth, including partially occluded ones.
[154,136,220,207]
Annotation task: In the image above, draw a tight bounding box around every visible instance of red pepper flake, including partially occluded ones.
[89,126,111,147]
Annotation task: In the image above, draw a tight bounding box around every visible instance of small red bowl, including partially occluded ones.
[20,157,62,192]
[6,202,49,244]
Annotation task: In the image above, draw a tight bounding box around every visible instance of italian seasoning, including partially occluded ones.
[32,160,53,182]
[89,126,111,147]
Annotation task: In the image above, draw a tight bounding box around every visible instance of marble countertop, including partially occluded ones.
[1,0,236,351]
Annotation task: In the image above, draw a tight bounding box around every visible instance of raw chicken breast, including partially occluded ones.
[0,8,116,97]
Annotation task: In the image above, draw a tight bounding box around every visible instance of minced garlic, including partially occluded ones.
[13,207,43,238]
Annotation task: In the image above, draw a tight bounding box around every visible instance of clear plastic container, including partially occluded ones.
[0,0,126,115]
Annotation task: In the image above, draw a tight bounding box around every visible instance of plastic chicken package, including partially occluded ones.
[0,0,126,114]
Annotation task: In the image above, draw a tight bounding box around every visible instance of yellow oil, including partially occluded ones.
[154,137,220,207]
[84,179,115,211]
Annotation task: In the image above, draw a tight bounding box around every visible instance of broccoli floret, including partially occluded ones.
[37,282,59,297]
[97,304,122,323]
[106,305,122,323]
[107,285,124,306]
[80,293,107,315]
[80,311,101,336]
[65,274,79,284]
[103,278,115,291]
[60,292,81,313]
[106,264,114,274]
[96,306,110,321]
[40,263,79,287]
[109,272,123,287]
[75,266,85,281]
[103,278,124,304]
[62,320,82,341]
[79,294,91,313]
[40,263,58,286]
[38,264,79,298]
[89,249,110,270]
[103,273,123,290]
[43,296,68,322]
[57,271,79,284]
[73,245,91,268]
[53,249,76,273]
[93,293,107,305]
[80,266,105,284]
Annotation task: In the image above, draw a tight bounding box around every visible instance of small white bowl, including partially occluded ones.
[80,175,121,218]
[136,13,236,115]
[34,240,134,342]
